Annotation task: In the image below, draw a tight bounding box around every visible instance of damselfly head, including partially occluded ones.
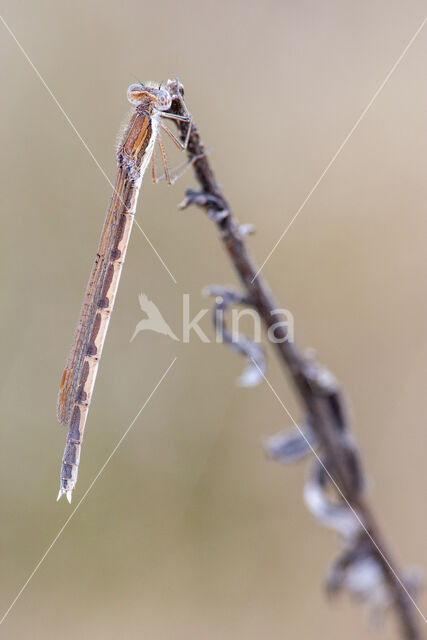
[127,83,172,111]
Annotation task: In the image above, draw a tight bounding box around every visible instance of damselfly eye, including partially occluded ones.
[154,88,172,111]
[127,84,147,105]
[127,84,172,110]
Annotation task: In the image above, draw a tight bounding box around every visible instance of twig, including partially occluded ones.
[166,79,423,640]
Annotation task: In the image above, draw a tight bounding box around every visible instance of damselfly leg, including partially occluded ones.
[151,110,194,185]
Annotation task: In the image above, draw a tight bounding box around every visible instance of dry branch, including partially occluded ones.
[166,78,423,640]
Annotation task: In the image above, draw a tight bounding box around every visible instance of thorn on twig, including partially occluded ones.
[178,188,222,210]
[207,209,230,223]
[301,456,423,631]
[238,223,256,237]
[265,418,319,463]
[325,543,422,631]
[303,349,340,396]
[178,189,230,222]
[304,460,363,540]
[204,285,266,387]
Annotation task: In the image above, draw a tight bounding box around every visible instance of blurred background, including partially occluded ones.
[0,1,426,638]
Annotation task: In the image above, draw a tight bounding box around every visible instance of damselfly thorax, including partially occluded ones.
[56,81,191,503]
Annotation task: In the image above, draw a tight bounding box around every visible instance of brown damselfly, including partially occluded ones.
[56,81,191,503]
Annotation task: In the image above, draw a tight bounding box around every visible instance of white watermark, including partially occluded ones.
[130,293,294,345]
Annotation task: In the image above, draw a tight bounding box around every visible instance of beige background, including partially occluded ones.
[0,1,426,638]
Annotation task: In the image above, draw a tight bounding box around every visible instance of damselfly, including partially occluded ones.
[56,81,191,503]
